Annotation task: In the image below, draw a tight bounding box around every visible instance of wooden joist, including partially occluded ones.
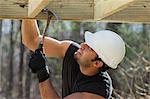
[94,0,135,20]
[45,0,94,20]
[28,0,49,18]
[0,0,150,23]
[0,0,28,19]
[102,0,150,23]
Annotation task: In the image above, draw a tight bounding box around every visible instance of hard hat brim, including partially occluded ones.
[84,31,95,51]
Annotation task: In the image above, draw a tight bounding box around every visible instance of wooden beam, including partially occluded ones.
[0,0,28,19]
[101,0,150,23]
[0,0,150,23]
[28,0,50,18]
[45,0,93,20]
[94,0,136,20]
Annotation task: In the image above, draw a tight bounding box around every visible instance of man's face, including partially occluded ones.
[74,43,98,67]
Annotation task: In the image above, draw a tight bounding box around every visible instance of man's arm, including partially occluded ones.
[29,49,60,99]
[22,19,71,58]
[39,79,104,99]
[64,92,105,99]
[39,79,60,99]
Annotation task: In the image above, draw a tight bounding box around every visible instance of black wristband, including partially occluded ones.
[37,66,50,82]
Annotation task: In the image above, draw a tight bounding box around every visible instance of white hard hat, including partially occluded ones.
[84,30,125,69]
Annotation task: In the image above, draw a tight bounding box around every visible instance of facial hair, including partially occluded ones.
[74,52,92,68]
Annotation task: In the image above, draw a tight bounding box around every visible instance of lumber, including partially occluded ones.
[28,0,49,18]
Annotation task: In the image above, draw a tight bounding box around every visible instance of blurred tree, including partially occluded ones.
[0,20,2,42]
[0,20,2,93]
[6,20,14,98]
[24,51,32,99]
[105,23,150,99]
[18,21,25,99]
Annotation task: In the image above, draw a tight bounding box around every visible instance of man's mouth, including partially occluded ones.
[78,49,83,54]
[75,49,82,56]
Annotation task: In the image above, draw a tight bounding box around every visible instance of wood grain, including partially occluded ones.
[0,0,150,23]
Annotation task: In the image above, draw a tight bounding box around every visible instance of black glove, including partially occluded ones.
[29,49,50,82]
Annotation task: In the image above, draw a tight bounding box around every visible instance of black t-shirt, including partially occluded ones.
[62,43,113,99]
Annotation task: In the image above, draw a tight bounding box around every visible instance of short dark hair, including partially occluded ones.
[92,55,110,72]
[99,63,110,72]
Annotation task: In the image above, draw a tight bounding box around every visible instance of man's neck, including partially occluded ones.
[79,66,99,76]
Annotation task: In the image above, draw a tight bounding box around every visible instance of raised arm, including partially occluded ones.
[21,19,71,58]
[39,79,60,99]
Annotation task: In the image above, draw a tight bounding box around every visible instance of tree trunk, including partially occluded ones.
[6,20,14,98]
[0,20,2,42]
[0,20,2,93]
[0,20,2,92]
[0,44,4,93]
[24,51,32,99]
[143,24,150,42]
[18,27,25,99]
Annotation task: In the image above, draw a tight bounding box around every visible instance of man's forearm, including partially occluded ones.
[21,20,40,51]
[39,79,60,99]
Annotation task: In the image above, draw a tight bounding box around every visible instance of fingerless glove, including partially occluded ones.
[29,49,50,82]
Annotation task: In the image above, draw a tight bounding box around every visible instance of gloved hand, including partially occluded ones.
[29,49,50,82]
[29,49,46,73]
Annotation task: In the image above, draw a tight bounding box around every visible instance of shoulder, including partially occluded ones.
[64,92,105,99]
[60,40,80,57]
[98,72,113,98]
[63,41,80,57]
[99,72,112,86]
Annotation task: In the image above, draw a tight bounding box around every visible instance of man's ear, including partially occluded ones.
[93,60,103,68]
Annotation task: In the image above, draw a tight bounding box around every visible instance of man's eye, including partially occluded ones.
[89,47,94,51]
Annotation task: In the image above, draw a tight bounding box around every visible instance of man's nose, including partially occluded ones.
[80,43,88,50]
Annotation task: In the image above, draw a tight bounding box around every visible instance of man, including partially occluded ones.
[22,20,126,99]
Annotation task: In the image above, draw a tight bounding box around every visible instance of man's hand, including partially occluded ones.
[29,49,50,82]
[29,49,46,73]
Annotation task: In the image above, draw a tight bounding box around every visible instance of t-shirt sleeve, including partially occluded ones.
[63,42,80,69]
[64,42,80,58]
[62,42,80,97]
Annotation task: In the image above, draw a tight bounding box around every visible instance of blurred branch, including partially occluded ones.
[125,57,137,68]
[119,66,133,78]
[118,67,135,99]
[134,83,147,93]
[113,89,124,99]
[126,43,150,65]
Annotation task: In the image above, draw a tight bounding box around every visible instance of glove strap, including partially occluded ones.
[37,66,50,82]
